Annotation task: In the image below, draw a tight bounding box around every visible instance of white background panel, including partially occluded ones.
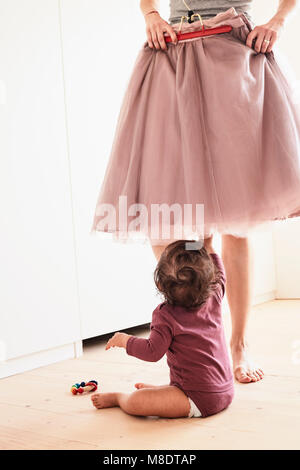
[0,0,81,359]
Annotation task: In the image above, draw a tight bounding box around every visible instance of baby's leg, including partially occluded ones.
[91,385,190,418]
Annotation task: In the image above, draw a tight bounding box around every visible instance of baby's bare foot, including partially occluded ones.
[91,393,118,409]
[135,382,158,389]
[134,382,167,390]
[135,382,169,389]
[231,343,264,383]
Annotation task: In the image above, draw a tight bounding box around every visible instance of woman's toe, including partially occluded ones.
[235,367,252,383]
[242,375,252,383]
[257,369,264,377]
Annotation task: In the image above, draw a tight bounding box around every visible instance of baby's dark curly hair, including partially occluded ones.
[154,240,222,310]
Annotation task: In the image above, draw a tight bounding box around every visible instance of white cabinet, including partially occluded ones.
[0,0,81,376]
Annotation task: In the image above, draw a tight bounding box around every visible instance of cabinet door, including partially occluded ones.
[59,0,159,339]
[0,0,81,360]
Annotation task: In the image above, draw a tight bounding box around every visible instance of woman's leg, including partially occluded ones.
[151,244,167,262]
[221,234,264,383]
[91,385,190,418]
[150,238,264,383]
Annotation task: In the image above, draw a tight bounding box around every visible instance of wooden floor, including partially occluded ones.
[1,299,300,450]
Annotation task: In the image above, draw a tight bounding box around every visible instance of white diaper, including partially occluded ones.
[188,397,202,418]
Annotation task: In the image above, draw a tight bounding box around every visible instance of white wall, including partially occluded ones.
[0,0,299,377]
[273,219,300,298]
[250,0,300,299]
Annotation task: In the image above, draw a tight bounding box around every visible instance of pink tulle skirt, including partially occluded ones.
[91,7,300,245]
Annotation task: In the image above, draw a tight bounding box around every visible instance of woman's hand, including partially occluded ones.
[105,332,131,350]
[246,19,284,54]
[145,12,177,50]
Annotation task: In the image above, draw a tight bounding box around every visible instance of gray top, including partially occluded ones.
[168,0,253,24]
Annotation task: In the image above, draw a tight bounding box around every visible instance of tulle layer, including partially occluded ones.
[91,7,300,245]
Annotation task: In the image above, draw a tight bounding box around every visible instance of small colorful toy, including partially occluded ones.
[71,380,98,395]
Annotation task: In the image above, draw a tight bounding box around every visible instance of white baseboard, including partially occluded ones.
[252,290,276,306]
[0,341,83,379]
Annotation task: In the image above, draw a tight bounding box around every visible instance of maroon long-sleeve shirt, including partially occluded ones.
[126,253,234,417]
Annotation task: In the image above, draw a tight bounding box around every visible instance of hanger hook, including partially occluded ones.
[179,15,188,33]
[178,14,204,33]
[191,13,204,30]
[182,0,204,27]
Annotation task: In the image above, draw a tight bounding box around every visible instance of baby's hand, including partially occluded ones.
[105,332,131,350]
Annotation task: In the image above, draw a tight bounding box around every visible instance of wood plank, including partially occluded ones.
[0,426,98,450]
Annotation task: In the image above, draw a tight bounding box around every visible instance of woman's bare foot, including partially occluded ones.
[91,392,118,409]
[231,343,264,383]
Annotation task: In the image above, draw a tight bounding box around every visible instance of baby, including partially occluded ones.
[91,238,234,418]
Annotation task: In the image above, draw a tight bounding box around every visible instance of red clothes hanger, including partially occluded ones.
[164,23,233,43]
[164,1,232,43]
